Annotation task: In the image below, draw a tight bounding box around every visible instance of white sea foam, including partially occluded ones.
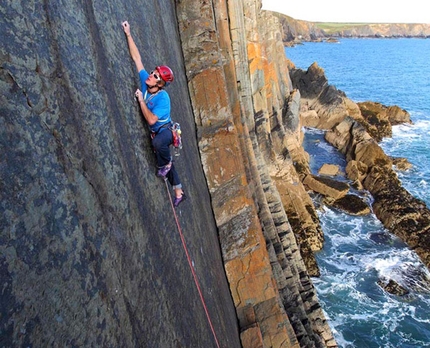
[316,204,430,346]
[302,126,324,135]
[315,139,339,153]
[379,118,430,206]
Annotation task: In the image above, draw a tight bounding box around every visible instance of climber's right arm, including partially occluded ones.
[122,21,144,72]
[135,89,159,126]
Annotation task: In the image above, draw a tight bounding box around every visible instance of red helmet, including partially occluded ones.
[156,65,174,85]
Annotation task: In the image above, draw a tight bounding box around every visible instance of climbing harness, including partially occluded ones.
[163,179,221,348]
[150,122,182,157]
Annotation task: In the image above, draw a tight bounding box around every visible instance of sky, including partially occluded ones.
[261,0,430,24]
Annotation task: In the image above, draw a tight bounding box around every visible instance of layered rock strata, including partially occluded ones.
[290,63,361,129]
[176,0,335,346]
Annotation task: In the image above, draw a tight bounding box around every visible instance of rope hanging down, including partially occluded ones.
[163,179,221,348]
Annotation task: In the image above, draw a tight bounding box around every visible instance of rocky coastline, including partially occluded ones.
[290,62,430,291]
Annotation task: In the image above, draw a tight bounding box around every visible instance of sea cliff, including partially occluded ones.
[3,1,428,347]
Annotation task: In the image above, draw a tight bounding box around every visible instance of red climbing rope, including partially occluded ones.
[163,179,221,348]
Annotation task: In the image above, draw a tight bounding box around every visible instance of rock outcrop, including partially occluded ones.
[303,175,349,200]
[329,194,371,216]
[377,279,410,296]
[357,101,412,141]
[318,164,341,176]
[289,50,430,280]
[290,63,361,129]
[325,119,430,270]
[272,13,326,44]
[1,0,337,347]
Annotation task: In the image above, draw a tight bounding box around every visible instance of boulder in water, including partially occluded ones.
[327,194,371,216]
[391,157,413,171]
[377,278,410,296]
[303,174,349,200]
[318,163,341,176]
[357,101,412,142]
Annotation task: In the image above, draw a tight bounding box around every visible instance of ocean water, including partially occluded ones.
[286,39,430,347]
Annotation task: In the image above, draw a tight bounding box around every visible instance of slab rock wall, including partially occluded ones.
[1,0,335,347]
[1,1,240,347]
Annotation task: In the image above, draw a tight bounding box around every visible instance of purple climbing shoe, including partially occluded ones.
[173,193,187,207]
[157,162,172,177]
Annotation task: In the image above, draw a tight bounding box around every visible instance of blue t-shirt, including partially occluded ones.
[139,70,171,133]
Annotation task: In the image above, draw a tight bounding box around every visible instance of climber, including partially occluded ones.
[122,20,186,207]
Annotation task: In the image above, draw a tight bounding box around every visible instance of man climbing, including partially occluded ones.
[122,21,186,207]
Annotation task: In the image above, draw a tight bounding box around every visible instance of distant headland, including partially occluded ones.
[270,13,430,44]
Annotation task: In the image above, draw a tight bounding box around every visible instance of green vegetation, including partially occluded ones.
[314,22,371,34]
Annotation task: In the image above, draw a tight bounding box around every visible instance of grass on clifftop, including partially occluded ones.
[315,22,371,34]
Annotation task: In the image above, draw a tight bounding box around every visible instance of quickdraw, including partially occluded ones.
[170,122,182,156]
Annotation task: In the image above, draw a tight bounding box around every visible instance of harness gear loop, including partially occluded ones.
[163,179,221,348]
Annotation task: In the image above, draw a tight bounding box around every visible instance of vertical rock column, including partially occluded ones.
[175,0,300,347]
[234,1,335,347]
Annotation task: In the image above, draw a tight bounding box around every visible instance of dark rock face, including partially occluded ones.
[329,194,371,216]
[377,279,410,296]
[357,101,411,142]
[0,1,240,347]
[290,63,330,100]
[364,166,430,269]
